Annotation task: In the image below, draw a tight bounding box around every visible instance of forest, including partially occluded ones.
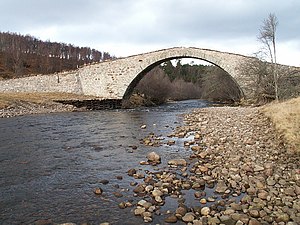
[0,32,115,79]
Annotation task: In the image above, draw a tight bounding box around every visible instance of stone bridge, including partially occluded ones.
[79,47,254,99]
[0,47,292,99]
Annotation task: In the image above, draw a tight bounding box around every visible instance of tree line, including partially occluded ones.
[0,31,115,79]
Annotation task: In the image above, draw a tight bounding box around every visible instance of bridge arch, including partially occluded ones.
[122,55,242,100]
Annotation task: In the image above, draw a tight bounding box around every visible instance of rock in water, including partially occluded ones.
[182,212,195,222]
[168,158,187,166]
[215,180,227,193]
[147,152,161,163]
[164,215,177,223]
[201,207,210,216]
[94,187,103,195]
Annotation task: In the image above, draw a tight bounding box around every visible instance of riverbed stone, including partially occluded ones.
[152,188,163,197]
[224,208,235,215]
[266,177,276,186]
[94,187,103,195]
[168,158,187,167]
[275,213,290,223]
[219,215,236,225]
[164,215,178,223]
[258,190,268,200]
[182,212,195,222]
[215,180,228,193]
[249,209,260,218]
[175,206,187,217]
[133,184,145,193]
[147,151,161,163]
[134,207,146,215]
[230,202,242,211]
[113,192,123,198]
[254,165,264,172]
[127,168,137,176]
[200,198,207,204]
[248,219,261,225]
[99,179,109,185]
[201,206,210,216]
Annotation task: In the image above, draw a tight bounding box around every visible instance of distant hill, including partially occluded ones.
[0,31,115,79]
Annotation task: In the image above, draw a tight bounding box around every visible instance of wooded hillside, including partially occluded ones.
[0,32,115,79]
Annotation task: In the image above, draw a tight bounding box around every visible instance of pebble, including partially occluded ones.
[215,180,227,193]
[249,209,259,218]
[147,151,161,163]
[113,192,123,198]
[175,206,187,217]
[254,165,264,172]
[164,215,177,223]
[99,179,109,185]
[116,175,123,180]
[267,177,276,186]
[248,219,261,225]
[94,187,103,195]
[207,197,215,202]
[134,207,146,215]
[200,207,210,216]
[182,212,195,222]
[127,168,137,176]
[200,198,207,204]
[133,184,145,193]
[168,158,187,167]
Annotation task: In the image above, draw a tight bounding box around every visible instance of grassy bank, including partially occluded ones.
[261,97,300,152]
[0,92,99,109]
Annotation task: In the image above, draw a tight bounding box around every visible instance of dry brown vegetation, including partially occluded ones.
[0,92,99,109]
[261,97,300,152]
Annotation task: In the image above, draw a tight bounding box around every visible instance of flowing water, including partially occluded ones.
[0,100,215,225]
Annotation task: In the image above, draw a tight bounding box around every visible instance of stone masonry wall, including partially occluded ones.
[0,70,83,94]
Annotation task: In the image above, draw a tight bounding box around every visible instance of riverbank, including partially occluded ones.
[125,105,300,224]
[0,92,97,118]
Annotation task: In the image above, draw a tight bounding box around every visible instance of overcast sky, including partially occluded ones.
[0,0,299,66]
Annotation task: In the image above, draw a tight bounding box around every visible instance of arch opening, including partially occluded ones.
[122,56,243,107]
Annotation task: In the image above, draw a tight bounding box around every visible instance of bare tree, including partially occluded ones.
[258,13,279,100]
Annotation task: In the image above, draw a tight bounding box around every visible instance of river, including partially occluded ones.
[0,99,213,225]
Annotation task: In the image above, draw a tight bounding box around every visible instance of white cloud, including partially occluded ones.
[0,0,299,66]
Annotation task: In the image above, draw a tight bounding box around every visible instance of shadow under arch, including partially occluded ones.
[122,56,243,100]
